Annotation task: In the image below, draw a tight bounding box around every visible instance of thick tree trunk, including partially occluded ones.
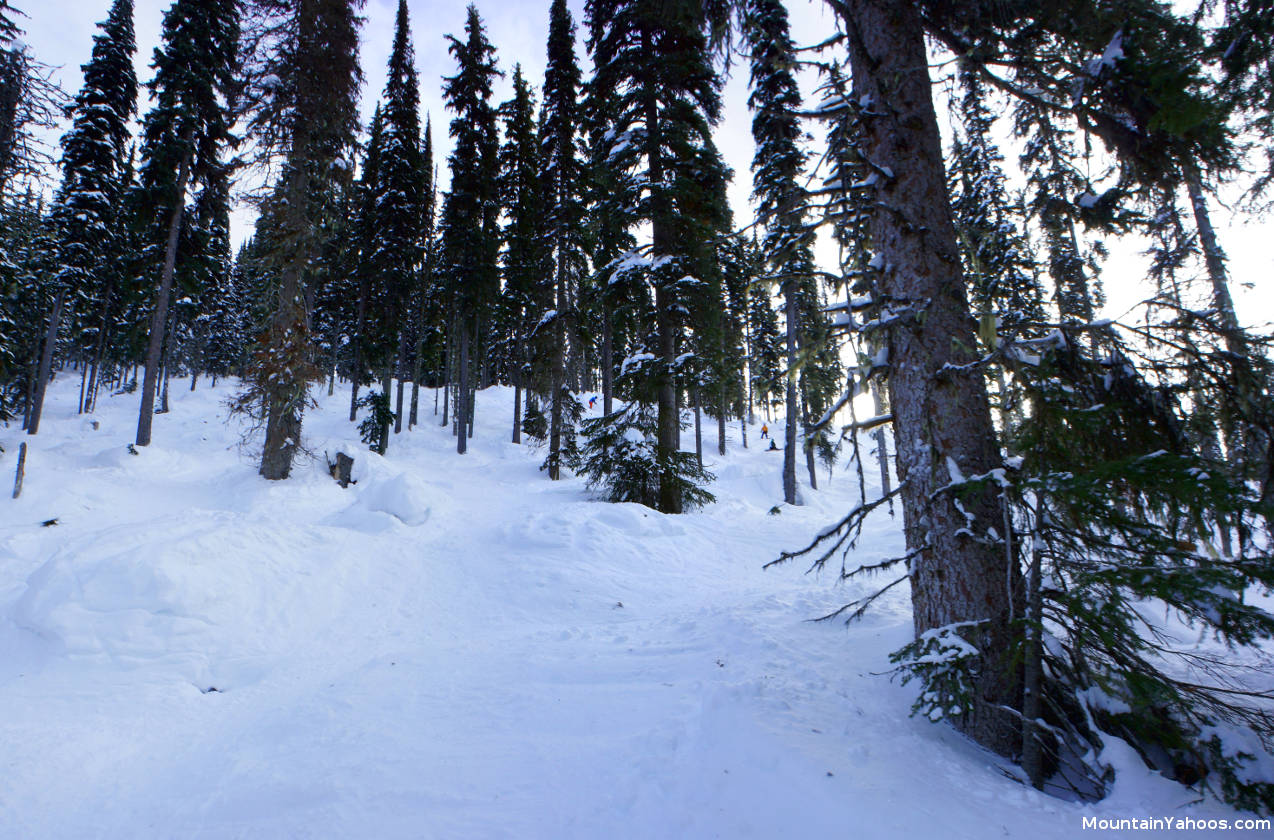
[718,349,727,457]
[842,0,1020,757]
[27,286,66,435]
[259,144,320,480]
[1185,169,1241,343]
[136,142,192,447]
[22,355,36,430]
[513,382,522,443]
[259,260,310,479]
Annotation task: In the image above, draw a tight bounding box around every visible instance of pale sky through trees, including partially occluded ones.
[22,0,1274,321]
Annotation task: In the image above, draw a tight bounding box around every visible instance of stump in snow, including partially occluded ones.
[328,451,355,488]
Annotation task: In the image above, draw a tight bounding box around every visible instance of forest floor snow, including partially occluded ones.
[0,375,1260,838]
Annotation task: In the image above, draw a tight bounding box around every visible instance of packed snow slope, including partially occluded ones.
[0,376,1257,838]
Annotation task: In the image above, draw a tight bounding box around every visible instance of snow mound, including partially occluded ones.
[11,514,348,685]
[354,471,434,526]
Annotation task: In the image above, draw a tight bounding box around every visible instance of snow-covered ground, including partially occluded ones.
[0,375,1258,838]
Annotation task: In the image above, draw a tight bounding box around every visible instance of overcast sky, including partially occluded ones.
[17,0,1273,321]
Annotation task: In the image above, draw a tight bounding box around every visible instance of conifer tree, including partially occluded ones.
[950,71,1044,344]
[743,0,819,504]
[27,0,135,433]
[359,0,422,453]
[540,0,588,477]
[782,1,1274,805]
[407,117,436,428]
[585,0,728,513]
[580,65,637,419]
[0,190,53,422]
[438,3,500,456]
[497,65,544,446]
[347,104,382,422]
[238,0,362,477]
[133,0,239,447]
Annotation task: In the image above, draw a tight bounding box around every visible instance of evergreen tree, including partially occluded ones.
[745,264,781,418]
[0,190,53,422]
[133,0,239,447]
[497,65,545,446]
[580,57,637,419]
[540,0,588,478]
[346,104,382,422]
[407,116,436,428]
[237,0,362,478]
[202,244,245,384]
[780,0,1021,759]
[781,1,1274,807]
[438,3,500,456]
[585,0,728,513]
[743,0,829,504]
[359,0,422,454]
[26,0,135,433]
[950,71,1044,342]
[1210,0,1274,206]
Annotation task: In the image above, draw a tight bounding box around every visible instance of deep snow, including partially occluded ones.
[0,374,1260,838]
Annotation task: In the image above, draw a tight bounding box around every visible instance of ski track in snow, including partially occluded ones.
[0,376,1255,838]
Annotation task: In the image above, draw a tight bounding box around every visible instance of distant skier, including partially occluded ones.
[768,439,779,452]
[760,423,769,439]
[588,396,598,410]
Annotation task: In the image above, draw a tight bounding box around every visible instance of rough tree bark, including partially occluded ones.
[839,0,1021,757]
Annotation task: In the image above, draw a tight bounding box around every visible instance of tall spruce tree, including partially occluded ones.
[238,0,362,477]
[743,0,819,505]
[585,0,728,513]
[438,3,500,456]
[580,56,637,420]
[359,0,422,454]
[408,116,436,429]
[133,0,239,447]
[540,0,587,478]
[27,0,136,434]
[497,64,545,447]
